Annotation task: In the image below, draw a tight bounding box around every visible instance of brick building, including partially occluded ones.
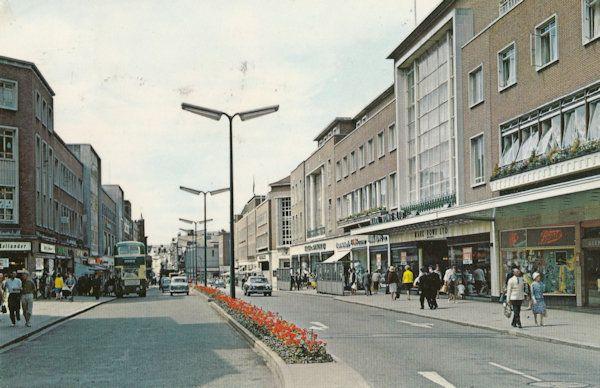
[0,56,86,275]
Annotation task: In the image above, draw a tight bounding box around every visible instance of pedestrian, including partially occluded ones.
[349,268,357,295]
[0,273,6,322]
[39,273,47,299]
[289,268,295,291]
[531,272,547,326]
[371,270,380,294]
[20,271,36,327]
[65,273,77,302]
[506,267,525,328]
[402,265,414,301]
[31,272,39,299]
[415,267,428,309]
[425,267,441,309]
[434,264,443,299]
[362,270,372,296]
[387,266,399,300]
[54,273,64,301]
[5,271,22,327]
[295,270,302,291]
[92,273,102,300]
[473,266,486,294]
[444,265,458,303]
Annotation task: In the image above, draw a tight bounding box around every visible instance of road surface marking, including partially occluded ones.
[418,372,456,388]
[397,320,434,328]
[489,362,542,382]
[309,321,329,331]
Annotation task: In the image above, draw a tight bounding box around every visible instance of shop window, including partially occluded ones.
[0,79,17,110]
[470,134,485,185]
[582,0,600,44]
[562,105,586,148]
[536,115,561,155]
[588,99,600,140]
[0,127,15,159]
[533,16,558,70]
[498,42,516,91]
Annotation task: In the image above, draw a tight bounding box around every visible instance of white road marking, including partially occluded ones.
[309,321,329,331]
[418,371,456,388]
[489,362,543,382]
[397,319,434,328]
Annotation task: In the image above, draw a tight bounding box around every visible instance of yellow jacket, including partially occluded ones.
[54,277,64,289]
[402,270,414,284]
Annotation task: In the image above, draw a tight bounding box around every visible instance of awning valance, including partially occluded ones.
[322,251,350,263]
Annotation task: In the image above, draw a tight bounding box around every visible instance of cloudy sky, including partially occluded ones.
[0,0,438,245]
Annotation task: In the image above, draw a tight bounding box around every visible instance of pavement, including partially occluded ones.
[0,296,113,349]
[0,287,275,387]
[232,288,600,388]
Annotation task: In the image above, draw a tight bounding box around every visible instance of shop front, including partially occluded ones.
[0,241,32,274]
[500,226,577,306]
[582,227,600,307]
[448,233,492,296]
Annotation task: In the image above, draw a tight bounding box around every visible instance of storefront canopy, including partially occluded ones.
[322,251,350,263]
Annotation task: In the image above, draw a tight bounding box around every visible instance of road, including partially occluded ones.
[235,289,599,388]
[0,287,274,388]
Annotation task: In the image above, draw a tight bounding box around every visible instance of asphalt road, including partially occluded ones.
[0,287,274,388]
[236,289,600,388]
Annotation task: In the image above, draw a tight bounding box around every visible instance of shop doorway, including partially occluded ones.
[420,240,448,268]
[584,250,600,307]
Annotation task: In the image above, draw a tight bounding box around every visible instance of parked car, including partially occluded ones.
[243,276,272,296]
[170,276,189,296]
[160,277,171,293]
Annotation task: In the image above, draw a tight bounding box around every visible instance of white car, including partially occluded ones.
[169,277,189,296]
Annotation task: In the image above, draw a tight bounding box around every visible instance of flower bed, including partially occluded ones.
[196,285,333,364]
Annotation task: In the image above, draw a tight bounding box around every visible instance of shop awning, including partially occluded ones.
[322,251,350,263]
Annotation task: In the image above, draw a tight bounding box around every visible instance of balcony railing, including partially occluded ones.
[369,194,456,226]
[306,226,325,239]
[338,207,387,227]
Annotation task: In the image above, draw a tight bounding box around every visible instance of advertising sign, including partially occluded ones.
[462,247,473,264]
[500,230,527,248]
[40,243,56,254]
[527,227,575,247]
[0,242,31,251]
[35,257,44,270]
[400,251,407,265]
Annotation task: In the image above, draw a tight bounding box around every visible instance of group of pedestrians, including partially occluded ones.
[0,271,37,327]
[505,266,547,328]
[288,269,315,291]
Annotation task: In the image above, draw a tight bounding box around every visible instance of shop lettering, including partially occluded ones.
[305,243,326,252]
[538,229,564,246]
[336,238,367,249]
[414,226,448,239]
[368,235,388,244]
[0,242,31,251]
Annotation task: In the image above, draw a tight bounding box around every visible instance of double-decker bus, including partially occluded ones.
[114,241,148,297]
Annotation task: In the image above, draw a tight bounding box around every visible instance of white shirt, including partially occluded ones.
[5,278,22,294]
[443,268,454,282]
[506,275,525,301]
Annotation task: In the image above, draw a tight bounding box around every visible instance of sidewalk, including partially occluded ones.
[0,296,113,349]
[286,290,600,351]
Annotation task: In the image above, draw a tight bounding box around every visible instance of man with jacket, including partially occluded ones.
[5,271,22,326]
[506,267,525,328]
[20,271,36,327]
[362,270,372,296]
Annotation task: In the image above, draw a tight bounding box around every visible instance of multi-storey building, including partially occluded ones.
[102,184,124,242]
[123,199,133,241]
[100,187,117,257]
[67,144,102,257]
[0,56,86,275]
[234,195,265,272]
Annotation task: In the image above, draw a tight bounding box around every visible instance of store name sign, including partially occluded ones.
[336,238,367,250]
[368,235,388,245]
[304,243,326,252]
[582,238,600,249]
[0,242,31,251]
[414,226,448,240]
[40,243,56,254]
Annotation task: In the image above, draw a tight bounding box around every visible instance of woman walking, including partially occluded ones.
[387,266,399,300]
[531,272,547,326]
[349,268,357,295]
[401,265,414,301]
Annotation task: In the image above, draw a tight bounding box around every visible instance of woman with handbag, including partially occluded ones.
[531,272,547,326]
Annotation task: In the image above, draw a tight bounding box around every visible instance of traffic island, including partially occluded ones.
[195,285,368,388]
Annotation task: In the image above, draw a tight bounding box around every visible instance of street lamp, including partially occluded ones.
[179,217,213,285]
[181,103,279,298]
[180,185,228,287]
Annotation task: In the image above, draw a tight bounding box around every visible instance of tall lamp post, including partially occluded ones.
[181,103,279,298]
[179,219,212,285]
[180,186,228,286]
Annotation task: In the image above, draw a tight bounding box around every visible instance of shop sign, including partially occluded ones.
[304,243,326,252]
[414,226,448,240]
[527,227,575,247]
[0,258,9,268]
[463,247,473,265]
[56,246,70,257]
[0,241,31,251]
[40,243,56,254]
[336,237,367,250]
[368,235,388,245]
[582,238,600,249]
[0,229,20,237]
[501,230,527,248]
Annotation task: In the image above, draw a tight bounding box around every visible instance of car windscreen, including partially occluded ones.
[172,278,187,283]
[250,277,267,283]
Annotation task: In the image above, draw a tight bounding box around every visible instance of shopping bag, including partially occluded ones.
[503,302,512,318]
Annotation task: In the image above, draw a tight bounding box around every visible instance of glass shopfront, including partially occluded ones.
[582,227,600,306]
[390,244,418,272]
[501,227,576,296]
[368,247,388,274]
[448,233,491,296]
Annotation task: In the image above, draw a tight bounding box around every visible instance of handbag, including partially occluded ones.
[1,304,6,314]
[503,302,512,319]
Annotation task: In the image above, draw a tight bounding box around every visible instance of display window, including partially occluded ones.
[449,243,491,296]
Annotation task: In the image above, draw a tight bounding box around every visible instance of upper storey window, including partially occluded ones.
[499,0,521,16]
[533,16,558,70]
[0,79,17,110]
[583,0,600,44]
[498,43,516,91]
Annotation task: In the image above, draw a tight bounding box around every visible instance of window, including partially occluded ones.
[589,100,600,140]
[500,130,520,166]
[358,145,365,168]
[35,91,41,119]
[516,125,540,161]
[350,151,356,173]
[379,177,387,208]
[388,124,397,151]
[0,128,14,159]
[342,156,348,177]
[583,0,600,44]
[0,186,15,222]
[469,66,483,106]
[537,115,561,154]
[498,43,516,90]
[534,16,558,70]
[389,173,398,208]
[367,139,374,163]
[42,100,48,127]
[48,106,53,131]
[335,161,341,181]
[470,135,485,185]
[336,198,341,220]
[562,105,586,148]
[0,79,17,110]
[500,0,521,16]
[377,132,385,158]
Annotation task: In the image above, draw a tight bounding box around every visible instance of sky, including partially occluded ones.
[0,0,439,245]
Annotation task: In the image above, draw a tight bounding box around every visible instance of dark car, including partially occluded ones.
[243,276,272,296]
